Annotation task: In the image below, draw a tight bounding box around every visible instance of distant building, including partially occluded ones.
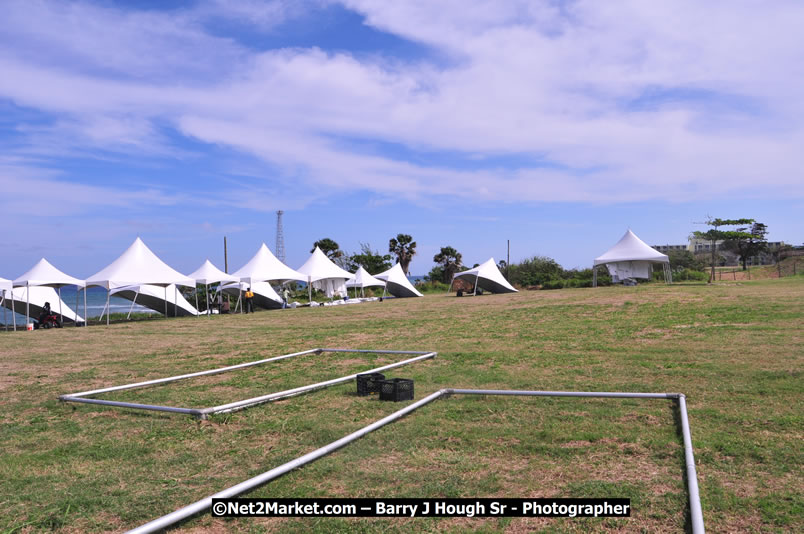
[652,239,787,266]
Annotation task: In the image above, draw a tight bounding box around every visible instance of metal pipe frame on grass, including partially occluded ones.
[60,348,437,419]
[127,388,704,534]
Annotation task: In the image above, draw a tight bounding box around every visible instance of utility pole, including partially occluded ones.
[223,236,228,273]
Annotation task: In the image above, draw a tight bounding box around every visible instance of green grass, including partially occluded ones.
[0,278,801,533]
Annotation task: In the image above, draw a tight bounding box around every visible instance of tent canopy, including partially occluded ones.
[86,237,194,289]
[111,284,199,317]
[594,230,669,266]
[187,259,237,285]
[297,247,355,283]
[375,263,423,298]
[2,287,84,323]
[345,266,386,289]
[13,258,85,288]
[231,243,306,284]
[453,257,517,294]
[0,277,11,293]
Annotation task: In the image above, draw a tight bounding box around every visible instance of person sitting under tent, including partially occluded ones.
[244,287,255,313]
[221,297,230,314]
[38,301,52,324]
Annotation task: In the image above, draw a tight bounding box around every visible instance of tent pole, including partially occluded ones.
[240,287,243,314]
[26,284,30,327]
[164,286,168,318]
[127,290,139,320]
[308,277,312,304]
[195,286,199,317]
[206,284,210,318]
[2,294,6,331]
[473,273,479,296]
[106,290,110,326]
[11,292,16,331]
[174,286,178,317]
[75,287,79,327]
[84,287,87,327]
[447,278,454,295]
[58,287,63,325]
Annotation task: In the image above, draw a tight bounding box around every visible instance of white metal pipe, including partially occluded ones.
[58,286,63,325]
[75,287,79,328]
[106,289,110,326]
[127,290,139,320]
[205,351,437,415]
[2,294,6,331]
[83,287,87,327]
[60,396,203,416]
[62,349,321,398]
[128,388,704,534]
[449,389,676,399]
[12,292,16,330]
[126,390,448,534]
[678,394,705,533]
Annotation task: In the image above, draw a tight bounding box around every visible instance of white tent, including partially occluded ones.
[0,277,14,331]
[345,266,385,298]
[13,258,86,326]
[296,247,355,301]
[230,244,306,313]
[232,243,306,285]
[85,237,195,324]
[593,229,672,286]
[220,281,283,310]
[375,263,423,298]
[2,286,84,326]
[451,257,518,295]
[110,284,199,319]
[187,259,237,317]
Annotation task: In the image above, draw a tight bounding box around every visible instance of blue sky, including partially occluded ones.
[1,0,802,278]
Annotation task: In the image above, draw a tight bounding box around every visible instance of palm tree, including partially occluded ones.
[389,234,417,275]
[433,246,463,283]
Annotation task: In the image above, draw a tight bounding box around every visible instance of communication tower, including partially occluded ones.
[275,210,285,262]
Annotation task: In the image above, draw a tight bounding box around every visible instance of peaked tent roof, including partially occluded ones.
[111,284,199,317]
[86,237,195,289]
[13,258,85,288]
[594,230,669,266]
[453,257,518,294]
[231,243,306,284]
[375,263,423,298]
[188,259,238,285]
[3,286,84,323]
[296,247,355,283]
[345,266,386,289]
[0,277,11,293]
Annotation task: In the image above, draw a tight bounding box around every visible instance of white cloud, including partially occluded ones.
[0,0,802,210]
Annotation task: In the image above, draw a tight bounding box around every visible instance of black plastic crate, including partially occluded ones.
[356,372,386,396]
[379,378,414,402]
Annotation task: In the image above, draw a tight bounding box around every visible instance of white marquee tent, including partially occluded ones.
[187,259,237,316]
[345,266,385,297]
[451,257,518,295]
[110,284,199,319]
[593,229,672,286]
[230,244,306,312]
[13,258,86,326]
[86,237,195,324]
[2,286,84,328]
[296,247,355,301]
[375,263,423,298]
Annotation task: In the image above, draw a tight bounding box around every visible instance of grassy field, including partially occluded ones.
[0,278,801,533]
